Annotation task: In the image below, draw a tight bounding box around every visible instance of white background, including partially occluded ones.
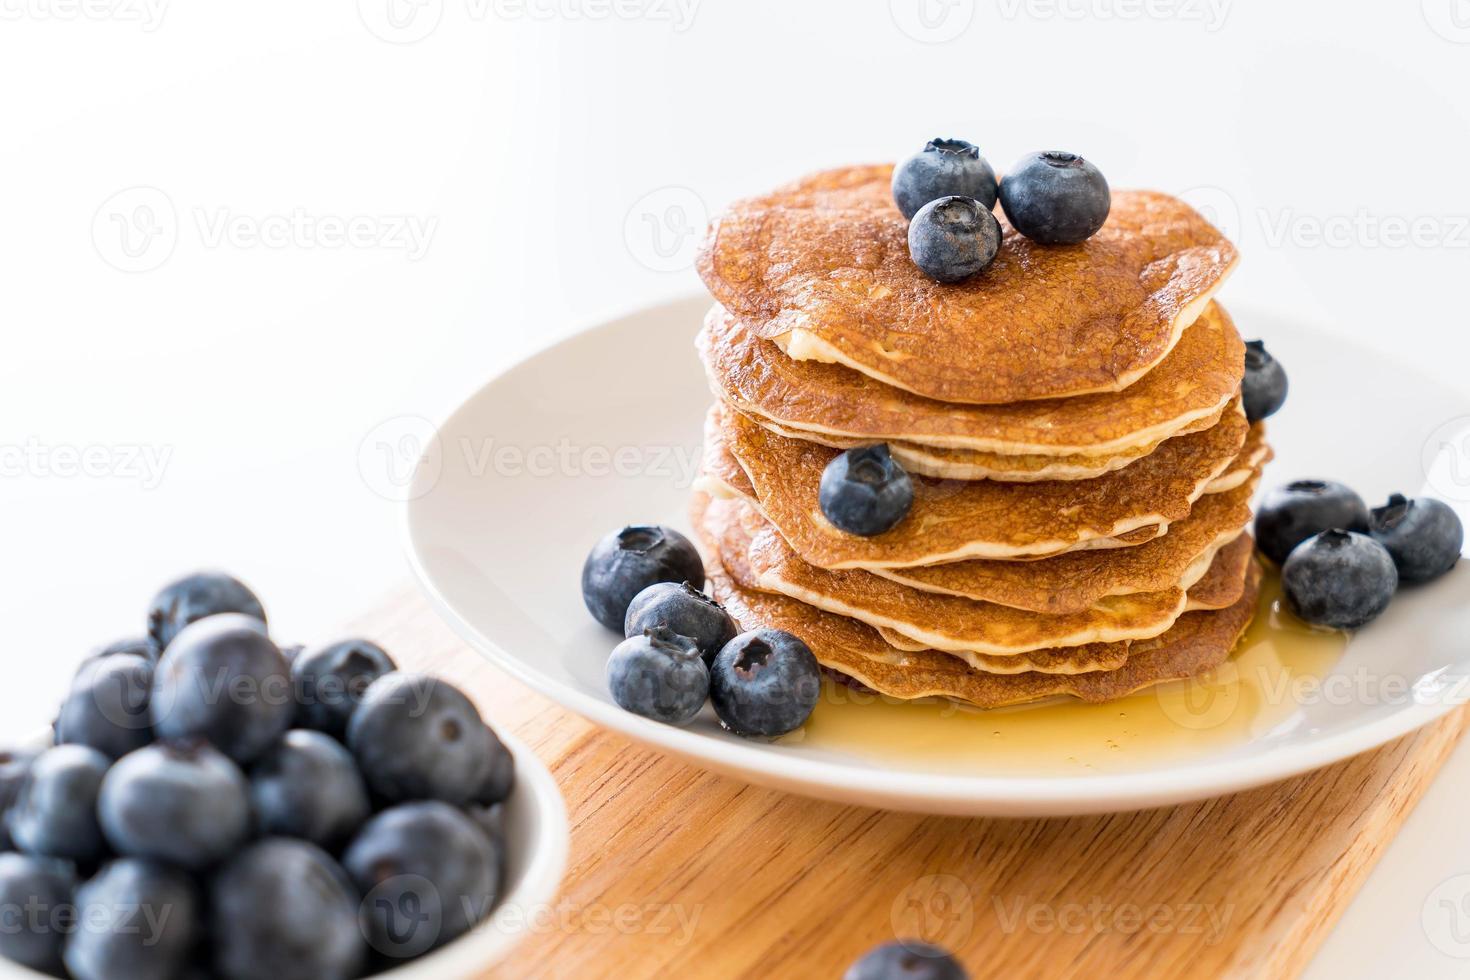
[3,0,1469,974]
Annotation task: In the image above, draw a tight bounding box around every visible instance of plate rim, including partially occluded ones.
[402,295,1470,815]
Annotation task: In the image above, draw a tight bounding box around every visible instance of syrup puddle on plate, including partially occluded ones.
[790,572,1347,776]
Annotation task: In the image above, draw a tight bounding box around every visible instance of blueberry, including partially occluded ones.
[1255,480,1370,567]
[1242,340,1288,423]
[624,581,738,664]
[8,745,110,864]
[210,838,365,980]
[93,636,161,664]
[291,637,397,737]
[820,444,914,537]
[0,852,76,976]
[892,138,998,219]
[710,629,820,738]
[63,858,198,980]
[1370,493,1463,584]
[907,196,1001,284]
[55,653,154,760]
[582,525,705,631]
[98,739,250,870]
[473,725,515,806]
[147,571,266,650]
[844,940,969,980]
[150,613,293,764]
[248,730,370,850]
[1283,530,1398,629]
[607,625,710,726]
[342,801,499,960]
[347,673,491,805]
[0,750,38,852]
[999,151,1111,245]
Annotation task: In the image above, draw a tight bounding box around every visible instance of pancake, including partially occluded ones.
[696,165,1238,404]
[698,301,1245,456]
[711,398,1249,567]
[1207,423,1271,492]
[875,473,1259,612]
[749,406,1226,482]
[693,492,1129,676]
[708,562,1261,708]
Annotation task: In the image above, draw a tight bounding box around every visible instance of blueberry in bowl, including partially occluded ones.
[1282,529,1398,629]
[892,138,998,219]
[607,625,710,726]
[907,196,1001,284]
[999,151,1111,245]
[54,653,154,760]
[346,672,493,806]
[147,570,266,651]
[64,858,199,980]
[6,744,111,864]
[1254,479,1370,567]
[624,581,738,664]
[1369,493,1463,584]
[845,940,969,980]
[710,629,821,738]
[290,637,398,738]
[820,444,914,537]
[582,524,705,631]
[0,852,76,975]
[1242,340,1288,423]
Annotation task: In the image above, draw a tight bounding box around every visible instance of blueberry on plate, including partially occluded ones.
[0,852,76,975]
[147,571,266,650]
[64,858,199,980]
[1283,530,1398,629]
[291,637,397,737]
[473,725,516,806]
[582,525,706,631]
[624,581,738,664]
[820,445,914,537]
[1370,493,1463,584]
[607,625,710,726]
[210,838,365,980]
[8,744,110,864]
[248,730,370,850]
[347,673,491,805]
[343,801,500,961]
[1242,340,1288,423]
[710,629,821,738]
[999,151,1111,245]
[1254,479,1370,567]
[907,196,1001,284]
[98,739,250,870]
[0,749,38,852]
[892,138,998,219]
[150,613,293,764]
[844,940,969,980]
[55,653,154,759]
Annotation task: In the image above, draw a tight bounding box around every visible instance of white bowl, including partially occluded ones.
[0,726,568,979]
[404,295,1470,817]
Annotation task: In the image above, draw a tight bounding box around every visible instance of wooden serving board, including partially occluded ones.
[354,585,1469,980]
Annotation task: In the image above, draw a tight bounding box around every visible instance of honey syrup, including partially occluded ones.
[789,571,1346,776]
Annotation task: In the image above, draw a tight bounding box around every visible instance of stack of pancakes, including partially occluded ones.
[689,164,1269,709]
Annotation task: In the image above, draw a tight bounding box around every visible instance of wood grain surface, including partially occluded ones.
[353,585,1469,980]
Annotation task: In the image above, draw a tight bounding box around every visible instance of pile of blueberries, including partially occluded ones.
[892,138,1112,283]
[1257,483,1463,629]
[844,941,967,980]
[581,526,821,738]
[0,572,514,980]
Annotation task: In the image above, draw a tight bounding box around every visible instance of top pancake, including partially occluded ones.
[696,165,1239,404]
[698,301,1245,457]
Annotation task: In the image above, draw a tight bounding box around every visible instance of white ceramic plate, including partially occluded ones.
[0,727,568,980]
[404,296,1470,817]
